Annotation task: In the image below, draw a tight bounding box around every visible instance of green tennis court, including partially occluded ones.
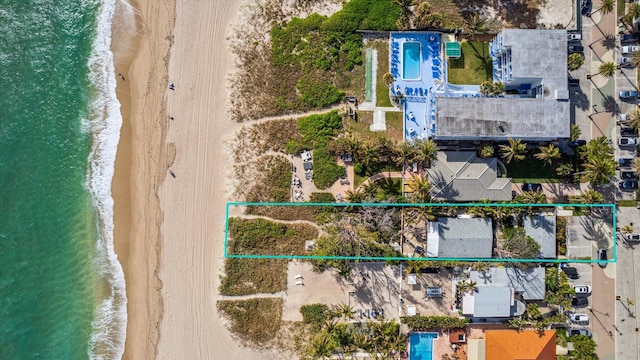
[445,41,461,58]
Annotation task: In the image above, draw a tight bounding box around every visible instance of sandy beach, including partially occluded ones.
[113,0,278,358]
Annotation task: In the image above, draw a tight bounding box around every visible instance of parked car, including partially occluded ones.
[570,313,590,322]
[621,127,638,136]
[622,45,640,55]
[581,0,592,14]
[573,285,592,295]
[619,158,635,167]
[619,180,639,190]
[621,33,637,43]
[621,171,638,179]
[626,233,640,241]
[569,45,584,53]
[569,328,592,337]
[618,137,639,146]
[572,297,589,307]
[619,89,639,99]
[568,33,582,41]
[619,113,628,123]
[568,77,580,86]
[569,139,587,147]
[521,183,543,192]
[562,266,580,279]
[598,249,608,268]
[620,56,634,66]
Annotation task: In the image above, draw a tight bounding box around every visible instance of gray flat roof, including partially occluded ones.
[437,217,493,258]
[470,267,546,301]
[435,97,570,140]
[427,152,512,201]
[473,287,512,317]
[523,215,557,258]
[501,29,567,95]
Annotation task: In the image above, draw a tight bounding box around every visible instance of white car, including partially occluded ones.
[622,45,640,55]
[619,113,627,123]
[573,285,592,294]
[570,313,590,323]
[620,56,634,66]
[568,33,582,41]
[627,233,640,241]
[619,137,639,146]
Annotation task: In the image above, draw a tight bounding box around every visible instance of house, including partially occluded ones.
[523,215,557,258]
[470,266,546,301]
[427,151,512,201]
[434,30,569,141]
[461,286,524,319]
[426,217,493,258]
[484,330,556,360]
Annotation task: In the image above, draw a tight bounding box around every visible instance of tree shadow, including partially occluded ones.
[600,34,617,51]
[601,95,620,114]
[571,87,590,111]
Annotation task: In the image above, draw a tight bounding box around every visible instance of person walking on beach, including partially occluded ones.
[118,73,125,81]
[169,170,176,178]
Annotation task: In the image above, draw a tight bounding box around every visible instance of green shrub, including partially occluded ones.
[300,304,331,326]
[401,316,469,330]
[313,147,346,189]
[296,76,345,109]
[310,192,336,203]
[217,298,283,345]
[321,0,400,32]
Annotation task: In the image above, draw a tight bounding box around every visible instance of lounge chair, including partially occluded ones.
[294,274,303,279]
[295,280,304,286]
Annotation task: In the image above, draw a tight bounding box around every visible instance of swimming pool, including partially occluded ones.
[403,42,421,80]
[409,332,437,360]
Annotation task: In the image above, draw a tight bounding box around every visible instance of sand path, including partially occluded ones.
[156,1,278,359]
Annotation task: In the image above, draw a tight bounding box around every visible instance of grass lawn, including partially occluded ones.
[219,258,287,296]
[447,41,492,85]
[217,298,284,345]
[506,160,561,183]
[618,0,625,18]
[384,111,404,142]
[618,200,638,207]
[374,41,392,107]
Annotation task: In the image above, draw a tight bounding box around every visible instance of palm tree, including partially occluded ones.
[627,109,640,130]
[408,175,432,203]
[499,138,527,164]
[393,0,415,22]
[631,50,640,68]
[393,141,417,168]
[576,189,604,206]
[357,141,380,171]
[383,72,394,87]
[589,0,614,17]
[628,2,640,23]
[334,303,355,320]
[346,188,366,203]
[404,260,426,275]
[534,144,561,166]
[568,53,584,71]
[570,124,582,141]
[587,61,617,80]
[556,162,574,178]
[414,139,438,167]
[312,331,334,359]
[464,13,486,41]
[622,224,634,234]
[634,157,640,174]
[583,154,616,185]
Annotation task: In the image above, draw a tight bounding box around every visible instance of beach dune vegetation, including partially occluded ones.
[217,298,284,346]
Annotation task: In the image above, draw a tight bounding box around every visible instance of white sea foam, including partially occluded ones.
[85,0,128,358]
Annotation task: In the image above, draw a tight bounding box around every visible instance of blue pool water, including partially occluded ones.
[403,42,421,80]
[410,332,438,360]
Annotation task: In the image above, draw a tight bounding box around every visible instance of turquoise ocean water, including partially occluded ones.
[0,1,126,359]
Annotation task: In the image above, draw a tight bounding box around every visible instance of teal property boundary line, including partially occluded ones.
[224,202,617,263]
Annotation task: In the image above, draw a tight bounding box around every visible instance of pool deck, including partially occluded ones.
[390,32,446,142]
